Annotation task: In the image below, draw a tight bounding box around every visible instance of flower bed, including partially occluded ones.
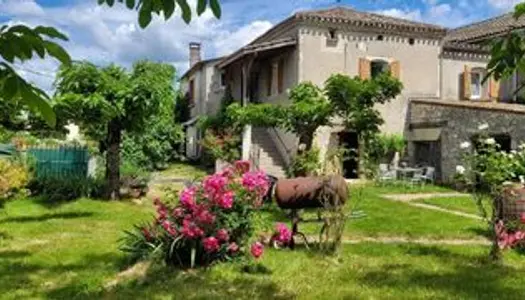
[120,161,270,268]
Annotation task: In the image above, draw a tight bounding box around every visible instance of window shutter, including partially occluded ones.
[489,76,500,101]
[462,65,471,100]
[266,64,272,96]
[278,59,284,94]
[359,58,371,80]
[390,60,400,79]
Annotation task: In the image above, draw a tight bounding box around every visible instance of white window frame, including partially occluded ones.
[470,71,482,100]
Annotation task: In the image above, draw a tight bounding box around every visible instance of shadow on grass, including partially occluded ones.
[357,244,524,299]
[468,227,492,239]
[0,211,94,224]
[0,250,30,259]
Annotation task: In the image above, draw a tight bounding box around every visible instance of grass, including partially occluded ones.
[415,195,492,216]
[0,182,505,299]
[156,162,209,179]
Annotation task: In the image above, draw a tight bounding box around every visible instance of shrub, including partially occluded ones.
[120,160,270,268]
[200,128,241,163]
[0,158,30,207]
[286,148,321,177]
[28,175,105,203]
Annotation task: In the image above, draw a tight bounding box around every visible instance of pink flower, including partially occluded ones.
[218,190,234,209]
[217,229,230,242]
[202,236,220,253]
[234,160,251,174]
[250,242,264,259]
[180,186,197,208]
[515,231,525,241]
[275,223,292,244]
[242,171,269,196]
[520,213,525,224]
[203,174,228,200]
[220,166,235,178]
[181,219,204,239]
[161,220,177,236]
[227,242,239,253]
[196,209,216,225]
[156,205,168,221]
[172,207,185,219]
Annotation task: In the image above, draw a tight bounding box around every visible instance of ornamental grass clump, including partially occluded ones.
[120,160,269,269]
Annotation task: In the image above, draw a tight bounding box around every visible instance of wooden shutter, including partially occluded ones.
[266,64,272,96]
[278,59,284,94]
[489,76,500,101]
[390,60,400,79]
[359,58,371,80]
[462,65,471,100]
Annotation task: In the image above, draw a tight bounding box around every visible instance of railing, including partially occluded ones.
[269,127,294,165]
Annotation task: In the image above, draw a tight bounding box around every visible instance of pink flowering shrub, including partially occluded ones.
[270,223,293,248]
[495,213,525,250]
[120,160,270,268]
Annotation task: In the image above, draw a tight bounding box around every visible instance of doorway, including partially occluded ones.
[338,131,359,179]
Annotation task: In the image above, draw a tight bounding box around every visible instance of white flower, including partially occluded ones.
[520,175,525,184]
[511,150,518,155]
[460,142,471,149]
[456,165,465,175]
[485,138,496,145]
[478,123,489,130]
[509,154,515,159]
[503,181,513,186]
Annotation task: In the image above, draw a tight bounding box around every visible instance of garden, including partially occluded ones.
[4,1,525,299]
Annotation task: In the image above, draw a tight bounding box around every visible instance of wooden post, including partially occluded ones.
[241,56,255,161]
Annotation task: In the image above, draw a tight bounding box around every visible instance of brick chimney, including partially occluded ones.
[189,42,201,68]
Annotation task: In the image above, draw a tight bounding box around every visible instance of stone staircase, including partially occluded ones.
[251,127,287,178]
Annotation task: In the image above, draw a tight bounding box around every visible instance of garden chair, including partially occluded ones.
[378,164,396,185]
[411,167,435,186]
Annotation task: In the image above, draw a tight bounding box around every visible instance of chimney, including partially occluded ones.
[189,42,201,68]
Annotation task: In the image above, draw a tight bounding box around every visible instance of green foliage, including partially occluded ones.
[324,73,403,136]
[174,91,191,123]
[0,25,72,127]
[366,133,406,165]
[200,128,241,163]
[0,157,30,207]
[486,2,525,95]
[27,176,105,203]
[98,0,222,28]
[54,60,176,199]
[286,148,321,177]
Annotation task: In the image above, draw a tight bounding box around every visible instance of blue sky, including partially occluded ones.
[0,0,520,92]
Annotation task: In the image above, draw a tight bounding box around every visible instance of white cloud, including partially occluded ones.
[487,0,521,11]
[375,8,423,21]
[0,0,45,17]
[214,20,273,56]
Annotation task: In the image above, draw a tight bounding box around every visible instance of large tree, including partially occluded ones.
[54,61,176,199]
[0,0,222,127]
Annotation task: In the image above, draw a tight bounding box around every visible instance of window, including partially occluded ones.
[371,59,390,79]
[220,71,226,87]
[328,28,336,40]
[277,59,284,94]
[377,35,384,41]
[188,79,195,105]
[408,38,415,45]
[470,71,482,100]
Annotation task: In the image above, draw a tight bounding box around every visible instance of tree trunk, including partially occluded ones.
[106,119,122,200]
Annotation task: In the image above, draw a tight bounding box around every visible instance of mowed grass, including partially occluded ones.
[0,198,153,299]
[156,162,209,179]
[415,195,492,216]
[0,182,499,299]
[287,185,487,240]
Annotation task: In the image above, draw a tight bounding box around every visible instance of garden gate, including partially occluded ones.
[27,146,89,179]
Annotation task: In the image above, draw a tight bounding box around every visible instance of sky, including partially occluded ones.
[0,0,521,93]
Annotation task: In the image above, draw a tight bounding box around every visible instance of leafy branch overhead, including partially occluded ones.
[0,25,72,127]
[98,0,222,28]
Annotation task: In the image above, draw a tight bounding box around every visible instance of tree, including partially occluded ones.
[54,61,176,199]
[486,2,525,95]
[1,0,222,127]
[324,73,403,176]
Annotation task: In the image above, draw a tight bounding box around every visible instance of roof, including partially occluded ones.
[217,37,297,69]
[180,56,225,80]
[446,13,525,43]
[296,7,447,35]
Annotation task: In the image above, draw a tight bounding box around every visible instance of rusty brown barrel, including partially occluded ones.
[274,175,348,210]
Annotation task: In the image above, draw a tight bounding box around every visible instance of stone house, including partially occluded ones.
[181,6,525,182]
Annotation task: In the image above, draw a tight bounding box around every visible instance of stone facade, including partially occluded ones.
[408,99,525,182]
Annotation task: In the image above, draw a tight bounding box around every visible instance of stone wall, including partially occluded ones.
[409,99,525,182]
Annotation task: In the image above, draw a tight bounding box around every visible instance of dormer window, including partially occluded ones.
[328,28,337,40]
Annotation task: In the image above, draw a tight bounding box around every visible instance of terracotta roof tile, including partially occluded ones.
[446,13,525,43]
[296,7,446,33]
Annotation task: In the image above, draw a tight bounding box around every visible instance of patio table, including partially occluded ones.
[396,167,423,181]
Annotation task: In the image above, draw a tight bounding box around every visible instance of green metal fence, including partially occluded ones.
[27,146,90,179]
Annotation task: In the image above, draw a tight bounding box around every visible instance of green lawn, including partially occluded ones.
[0,183,511,299]
[156,162,210,179]
[415,195,492,217]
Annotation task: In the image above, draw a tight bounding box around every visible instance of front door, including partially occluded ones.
[338,131,359,179]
